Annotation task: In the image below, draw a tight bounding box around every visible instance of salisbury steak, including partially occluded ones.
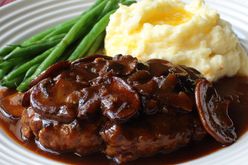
[101,114,205,163]
[21,55,236,163]
[21,107,103,155]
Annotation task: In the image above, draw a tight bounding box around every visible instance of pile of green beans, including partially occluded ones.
[0,0,136,92]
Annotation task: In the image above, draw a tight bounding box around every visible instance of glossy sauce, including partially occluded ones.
[0,76,248,165]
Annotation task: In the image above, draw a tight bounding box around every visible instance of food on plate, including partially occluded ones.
[0,0,248,164]
[20,55,236,163]
[105,0,248,81]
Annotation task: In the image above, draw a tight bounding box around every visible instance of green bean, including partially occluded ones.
[69,10,115,61]
[23,64,39,80]
[119,0,136,5]
[16,77,32,92]
[41,0,103,41]
[35,0,108,72]
[0,34,62,59]
[99,0,118,18]
[0,13,79,58]
[21,17,84,45]
[17,33,65,49]
[59,47,75,61]
[2,64,35,88]
[41,18,78,40]
[67,0,118,60]
[18,33,66,48]
[0,64,13,80]
[0,45,18,57]
[4,36,63,60]
[0,61,12,69]
[0,69,6,80]
[0,57,28,79]
[84,0,123,56]
[3,48,54,82]
[122,0,136,5]
[86,32,105,56]
[0,0,103,59]
[17,0,109,92]
[0,33,64,60]
[1,77,23,88]
[0,58,23,69]
[0,27,54,59]
[0,20,65,58]
[43,33,66,42]
[68,0,135,60]
[22,29,54,45]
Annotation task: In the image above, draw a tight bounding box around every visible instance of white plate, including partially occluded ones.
[0,0,248,165]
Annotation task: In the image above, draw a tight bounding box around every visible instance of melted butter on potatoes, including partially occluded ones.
[105,0,248,81]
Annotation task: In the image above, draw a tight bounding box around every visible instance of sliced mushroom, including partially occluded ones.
[30,78,79,123]
[72,57,108,77]
[22,90,31,107]
[147,59,173,76]
[169,65,202,80]
[133,79,158,96]
[127,70,152,85]
[71,54,112,65]
[0,92,24,119]
[109,55,138,75]
[195,79,237,144]
[77,87,101,119]
[100,77,140,123]
[155,74,177,92]
[30,61,70,88]
[169,66,203,94]
[137,74,194,112]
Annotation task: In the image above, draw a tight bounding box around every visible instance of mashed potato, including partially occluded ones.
[105,0,248,81]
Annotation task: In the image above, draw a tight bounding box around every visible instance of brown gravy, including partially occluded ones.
[0,76,248,165]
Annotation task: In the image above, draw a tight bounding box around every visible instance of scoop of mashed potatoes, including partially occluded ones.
[105,0,248,81]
